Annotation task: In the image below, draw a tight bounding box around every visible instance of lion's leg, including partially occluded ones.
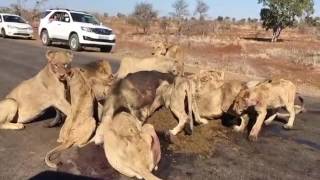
[192,100,208,124]
[264,113,277,126]
[249,110,267,141]
[233,114,249,132]
[54,99,71,117]
[283,105,295,130]
[0,99,24,130]
[169,107,188,135]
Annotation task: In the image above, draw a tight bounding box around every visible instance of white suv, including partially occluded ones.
[0,13,33,39]
[39,9,116,52]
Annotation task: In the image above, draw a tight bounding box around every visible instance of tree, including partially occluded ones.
[31,0,48,20]
[171,0,189,19]
[194,0,209,20]
[160,17,170,34]
[171,0,189,34]
[216,16,224,22]
[130,2,157,33]
[258,0,314,42]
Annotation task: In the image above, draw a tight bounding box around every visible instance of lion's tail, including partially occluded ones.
[45,142,73,169]
[185,80,194,135]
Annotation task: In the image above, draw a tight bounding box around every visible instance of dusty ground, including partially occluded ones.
[0,39,319,180]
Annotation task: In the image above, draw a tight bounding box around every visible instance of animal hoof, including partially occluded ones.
[16,123,25,130]
[264,121,272,126]
[283,124,293,130]
[233,125,242,132]
[248,134,258,142]
[183,125,193,136]
[201,119,209,124]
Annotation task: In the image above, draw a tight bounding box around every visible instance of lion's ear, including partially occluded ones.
[46,50,56,62]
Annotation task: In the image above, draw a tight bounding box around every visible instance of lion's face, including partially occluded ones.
[151,42,167,56]
[92,60,114,100]
[46,50,73,81]
[233,90,258,115]
[90,74,114,100]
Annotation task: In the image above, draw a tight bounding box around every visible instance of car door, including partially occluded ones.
[46,11,64,39]
[0,15,3,30]
[54,12,72,40]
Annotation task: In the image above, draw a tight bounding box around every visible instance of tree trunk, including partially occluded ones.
[271,26,282,42]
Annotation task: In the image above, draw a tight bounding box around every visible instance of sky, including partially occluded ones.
[0,0,319,19]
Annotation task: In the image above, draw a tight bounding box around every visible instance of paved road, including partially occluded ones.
[0,39,320,180]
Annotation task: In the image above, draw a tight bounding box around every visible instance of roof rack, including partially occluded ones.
[48,8,70,11]
[47,8,89,14]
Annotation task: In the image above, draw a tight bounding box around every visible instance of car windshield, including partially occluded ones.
[70,13,99,25]
[3,15,26,23]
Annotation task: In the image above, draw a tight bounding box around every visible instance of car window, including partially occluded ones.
[0,15,2,23]
[70,13,99,25]
[3,15,26,23]
[49,12,70,23]
[40,11,51,19]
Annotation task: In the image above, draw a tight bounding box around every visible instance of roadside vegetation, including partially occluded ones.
[1,0,320,95]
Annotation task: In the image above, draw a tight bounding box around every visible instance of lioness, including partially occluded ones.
[233,79,300,141]
[45,60,115,168]
[0,50,72,130]
[103,112,161,180]
[152,41,185,75]
[116,56,183,79]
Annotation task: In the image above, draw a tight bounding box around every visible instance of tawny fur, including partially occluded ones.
[103,112,162,180]
[0,50,72,130]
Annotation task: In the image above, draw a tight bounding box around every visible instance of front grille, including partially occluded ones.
[92,28,112,35]
[83,36,115,43]
[17,28,28,30]
[14,33,30,36]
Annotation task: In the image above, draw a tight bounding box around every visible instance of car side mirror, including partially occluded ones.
[65,17,70,22]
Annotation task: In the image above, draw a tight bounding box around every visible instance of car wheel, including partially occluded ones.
[41,30,51,46]
[100,46,113,53]
[1,29,6,38]
[69,33,81,51]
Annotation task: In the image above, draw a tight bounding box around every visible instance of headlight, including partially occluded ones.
[81,27,93,32]
[28,27,33,31]
[7,25,18,29]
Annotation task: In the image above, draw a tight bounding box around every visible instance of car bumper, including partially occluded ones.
[79,33,116,46]
[6,28,33,38]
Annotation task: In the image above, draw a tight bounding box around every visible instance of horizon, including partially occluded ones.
[0,0,319,19]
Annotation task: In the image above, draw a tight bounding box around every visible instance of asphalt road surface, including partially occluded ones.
[0,39,319,180]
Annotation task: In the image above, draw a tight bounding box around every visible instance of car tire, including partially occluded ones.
[100,46,113,53]
[41,30,51,46]
[69,33,81,51]
[1,29,6,38]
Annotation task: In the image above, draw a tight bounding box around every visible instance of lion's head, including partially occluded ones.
[46,50,73,81]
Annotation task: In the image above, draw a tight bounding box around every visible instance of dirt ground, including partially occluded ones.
[53,97,320,180]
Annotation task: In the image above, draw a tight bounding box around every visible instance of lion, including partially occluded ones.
[232,79,303,141]
[151,41,185,75]
[103,112,161,180]
[116,56,183,79]
[0,50,72,130]
[45,60,115,168]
